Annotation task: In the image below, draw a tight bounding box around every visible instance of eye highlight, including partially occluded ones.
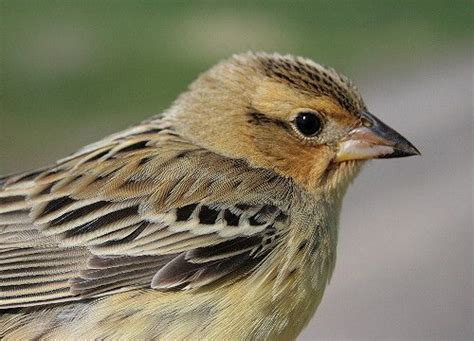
[294,112,323,137]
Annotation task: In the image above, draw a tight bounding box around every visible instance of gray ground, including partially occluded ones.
[301,52,473,340]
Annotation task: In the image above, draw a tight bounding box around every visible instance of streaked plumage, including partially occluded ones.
[0,52,419,340]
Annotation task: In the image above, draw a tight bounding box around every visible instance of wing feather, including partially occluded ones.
[0,124,291,309]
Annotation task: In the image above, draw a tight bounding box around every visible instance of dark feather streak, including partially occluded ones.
[198,205,220,225]
[223,209,240,226]
[116,141,149,154]
[49,201,109,226]
[0,195,26,205]
[99,221,149,247]
[39,197,76,218]
[186,236,261,261]
[63,205,138,237]
[176,204,198,222]
[247,111,291,132]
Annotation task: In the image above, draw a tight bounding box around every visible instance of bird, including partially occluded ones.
[0,52,419,340]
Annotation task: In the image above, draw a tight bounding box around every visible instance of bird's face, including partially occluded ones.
[171,53,419,193]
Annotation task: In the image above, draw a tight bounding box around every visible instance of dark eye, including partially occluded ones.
[294,112,322,137]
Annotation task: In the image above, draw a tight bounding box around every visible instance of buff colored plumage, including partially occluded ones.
[0,52,419,340]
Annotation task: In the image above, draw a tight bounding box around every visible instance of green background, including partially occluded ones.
[1,0,471,173]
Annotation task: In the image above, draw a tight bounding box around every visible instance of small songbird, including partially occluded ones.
[0,52,419,340]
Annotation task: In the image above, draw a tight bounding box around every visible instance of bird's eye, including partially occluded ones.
[294,112,323,137]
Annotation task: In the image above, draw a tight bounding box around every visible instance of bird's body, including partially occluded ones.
[0,52,418,340]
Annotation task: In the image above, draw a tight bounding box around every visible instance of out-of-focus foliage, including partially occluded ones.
[0,0,471,172]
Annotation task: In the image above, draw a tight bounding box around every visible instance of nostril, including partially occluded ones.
[361,116,373,128]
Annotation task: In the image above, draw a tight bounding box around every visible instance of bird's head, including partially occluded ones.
[168,52,419,193]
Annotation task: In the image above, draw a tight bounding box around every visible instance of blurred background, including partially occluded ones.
[1,1,472,340]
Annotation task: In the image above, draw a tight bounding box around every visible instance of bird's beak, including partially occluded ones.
[336,111,420,162]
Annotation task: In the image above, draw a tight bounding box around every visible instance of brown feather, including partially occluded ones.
[0,129,290,309]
